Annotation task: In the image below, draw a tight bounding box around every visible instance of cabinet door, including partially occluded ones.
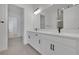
[27,32,42,53]
[27,32,35,46]
[41,39,54,55]
[34,37,42,53]
[54,42,76,55]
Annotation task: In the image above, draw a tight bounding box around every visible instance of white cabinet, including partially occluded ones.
[41,38,76,55]
[54,41,76,55]
[27,31,42,53]
[27,31,35,45]
[63,6,79,29]
[27,31,77,55]
[41,39,54,55]
[40,34,56,55]
[33,33,42,53]
[54,37,77,55]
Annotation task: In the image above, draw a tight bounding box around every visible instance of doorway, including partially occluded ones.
[8,5,24,38]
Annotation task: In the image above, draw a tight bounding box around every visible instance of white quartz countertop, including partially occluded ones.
[27,29,79,39]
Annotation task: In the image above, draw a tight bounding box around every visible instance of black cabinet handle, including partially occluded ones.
[50,44,53,50]
[53,44,55,51]
[28,35,30,39]
[39,39,40,44]
[50,44,55,51]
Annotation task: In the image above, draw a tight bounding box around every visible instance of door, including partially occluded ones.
[0,5,8,50]
[54,42,76,55]
[9,16,18,38]
[8,5,24,38]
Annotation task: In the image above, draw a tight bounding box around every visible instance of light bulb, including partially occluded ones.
[34,9,41,15]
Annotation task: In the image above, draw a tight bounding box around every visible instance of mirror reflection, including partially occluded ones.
[39,4,73,33]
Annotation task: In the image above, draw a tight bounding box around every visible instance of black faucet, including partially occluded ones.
[35,28,38,32]
[58,27,61,33]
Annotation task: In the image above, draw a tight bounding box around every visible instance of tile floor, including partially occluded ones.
[0,37,40,55]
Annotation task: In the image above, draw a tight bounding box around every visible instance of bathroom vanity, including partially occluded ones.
[27,30,79,55]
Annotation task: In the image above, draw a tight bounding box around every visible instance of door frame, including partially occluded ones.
[7,4,25,48]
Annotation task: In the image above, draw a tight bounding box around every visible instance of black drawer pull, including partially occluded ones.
[50,44,53,50]
[39,39,40,44]
[50,44,55,51]
[53,44,55,51]
[28,35,30,39]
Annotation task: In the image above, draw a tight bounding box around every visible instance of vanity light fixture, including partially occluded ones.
[34,8,41,15]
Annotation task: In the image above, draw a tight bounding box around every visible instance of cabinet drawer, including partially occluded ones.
[39,33,76,48]
[41,39,54,55]
[39,33,57,41]
[54,37,76,48]
[54,41,76,55]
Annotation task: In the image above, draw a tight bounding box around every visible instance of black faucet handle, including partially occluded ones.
[35,28,38,31]
[58,27,61,33]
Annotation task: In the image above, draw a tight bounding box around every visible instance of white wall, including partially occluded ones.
[43,9,57,29]
[63,6,79,29]
[61,6,79,34]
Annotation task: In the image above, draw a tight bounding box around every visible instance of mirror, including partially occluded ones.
[40,14,45,29]
[40,5,57,30]
[62,5,79,34]
[40,4,73,32]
